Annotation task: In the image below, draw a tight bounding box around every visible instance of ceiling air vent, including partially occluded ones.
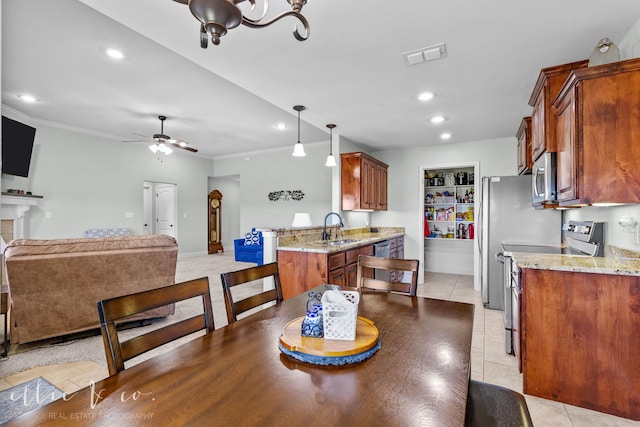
[402,42,447,66]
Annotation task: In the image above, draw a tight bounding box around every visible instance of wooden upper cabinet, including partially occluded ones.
[516,117,532,175]
[341,152,389,211]
[554,57,640,206]
[528,60,588,161]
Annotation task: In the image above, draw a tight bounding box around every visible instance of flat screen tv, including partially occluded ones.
[2,116,36,177]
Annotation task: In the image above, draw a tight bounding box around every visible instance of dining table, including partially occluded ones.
[8,286,475,426]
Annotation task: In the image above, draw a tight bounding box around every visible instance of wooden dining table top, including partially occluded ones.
[9,287,475,426]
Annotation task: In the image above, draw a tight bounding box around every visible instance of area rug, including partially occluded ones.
[0,377,64,423]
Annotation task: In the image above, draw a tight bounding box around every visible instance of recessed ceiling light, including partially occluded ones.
[418,92,435,102]
[274,123,287,130]
[430,115,446,124]
[106,48,124,60]
[440,133,452,140]
[18,94,37,103]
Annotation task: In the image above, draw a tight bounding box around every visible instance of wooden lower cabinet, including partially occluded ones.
[521,268,640,421]
[277,244,375,299]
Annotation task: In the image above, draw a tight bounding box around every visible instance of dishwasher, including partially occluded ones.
[373,241,390,280]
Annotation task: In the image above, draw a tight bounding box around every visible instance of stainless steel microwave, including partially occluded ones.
[532,152,557,205]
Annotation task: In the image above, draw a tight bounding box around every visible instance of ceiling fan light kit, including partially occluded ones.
[173,0,310,48]
[134,115,198,155]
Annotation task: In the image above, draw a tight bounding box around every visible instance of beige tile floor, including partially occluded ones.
[2,272,639,426]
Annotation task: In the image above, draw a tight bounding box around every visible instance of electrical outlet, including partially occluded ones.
[45,211,52,219]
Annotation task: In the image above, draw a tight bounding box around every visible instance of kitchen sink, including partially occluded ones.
[324,239,359,246]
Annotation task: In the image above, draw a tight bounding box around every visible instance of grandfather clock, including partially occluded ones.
[208,190,223,254]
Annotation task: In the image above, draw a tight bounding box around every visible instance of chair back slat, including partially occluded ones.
[120,316,208,362]
[355,255,420,296]
[221,262,283,324]
[97,277,214,376]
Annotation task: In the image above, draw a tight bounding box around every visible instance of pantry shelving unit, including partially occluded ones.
[422,164,477,277]
[424,168,475,240]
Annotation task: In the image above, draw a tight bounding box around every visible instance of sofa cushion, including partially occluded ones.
[244,229,261,246]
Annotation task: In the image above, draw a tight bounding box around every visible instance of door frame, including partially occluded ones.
[143,181,178,238]
[418,161,480,290]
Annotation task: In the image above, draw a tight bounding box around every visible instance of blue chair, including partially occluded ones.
[233,228,264,265]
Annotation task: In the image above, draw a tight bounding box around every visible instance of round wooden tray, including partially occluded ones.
[279,316,379,358]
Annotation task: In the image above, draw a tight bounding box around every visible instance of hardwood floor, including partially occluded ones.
[0,361,108,395]
[2,269,639,426]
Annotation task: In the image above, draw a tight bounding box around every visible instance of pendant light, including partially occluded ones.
[325,124,337,167]
[292,105,306,157]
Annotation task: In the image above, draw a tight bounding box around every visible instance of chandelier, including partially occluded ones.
[173,0,310,48]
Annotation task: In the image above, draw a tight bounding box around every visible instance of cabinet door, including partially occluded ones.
[361,157,375,209]
[517,117,532,174]
[375,163,388,210]
[328,267,347,287]
[531,93,546,161]
[555,89,578,203]
[345,263,358,287]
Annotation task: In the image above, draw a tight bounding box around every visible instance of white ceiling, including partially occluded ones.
[3,0,640,159]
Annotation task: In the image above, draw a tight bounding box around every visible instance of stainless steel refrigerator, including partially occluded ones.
[478,175,561,310]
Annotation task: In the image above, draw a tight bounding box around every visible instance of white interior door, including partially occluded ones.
[156,183,177,237]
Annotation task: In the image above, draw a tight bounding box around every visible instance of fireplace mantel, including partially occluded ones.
[1,193,43,239]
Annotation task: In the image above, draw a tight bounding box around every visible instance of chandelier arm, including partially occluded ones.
[236,0,264,21]
[241,11,309,41]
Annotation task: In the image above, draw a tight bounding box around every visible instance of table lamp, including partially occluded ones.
[292,213,312,227]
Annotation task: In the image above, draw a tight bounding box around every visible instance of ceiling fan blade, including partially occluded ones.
[179,146,199,153]
[132,132,152,139]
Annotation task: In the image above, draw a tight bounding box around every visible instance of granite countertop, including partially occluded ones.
[510,246,640,276]
[277,227,405,253]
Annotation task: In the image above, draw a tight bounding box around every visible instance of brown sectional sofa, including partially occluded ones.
[3,234,178,344]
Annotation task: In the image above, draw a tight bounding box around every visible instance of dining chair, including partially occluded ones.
[465,379,534,427]
[97,277,215,376]
[355,255,420,296]
[220,262,283,324]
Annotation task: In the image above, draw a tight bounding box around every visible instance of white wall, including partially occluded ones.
[564,205,640,251]
[371,137,518,283]
[620,16,640,59]
[1,116,213,255]
[212,141,333,234]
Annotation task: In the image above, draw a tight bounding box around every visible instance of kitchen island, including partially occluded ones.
[277,227,404,299]
[510,246,640,421]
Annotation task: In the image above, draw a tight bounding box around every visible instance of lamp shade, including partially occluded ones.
[292,212,313,227]
[292,142,306,157]
[325,154,337,167]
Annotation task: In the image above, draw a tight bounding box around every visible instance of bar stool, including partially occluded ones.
[465,379,534,427]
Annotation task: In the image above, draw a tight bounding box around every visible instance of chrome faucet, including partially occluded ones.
[323,212,344,240]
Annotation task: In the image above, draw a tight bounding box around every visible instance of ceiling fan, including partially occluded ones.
[129,115,198,154]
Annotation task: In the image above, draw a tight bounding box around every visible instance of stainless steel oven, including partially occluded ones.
[532,152,557,205]
[496,252,514,354]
